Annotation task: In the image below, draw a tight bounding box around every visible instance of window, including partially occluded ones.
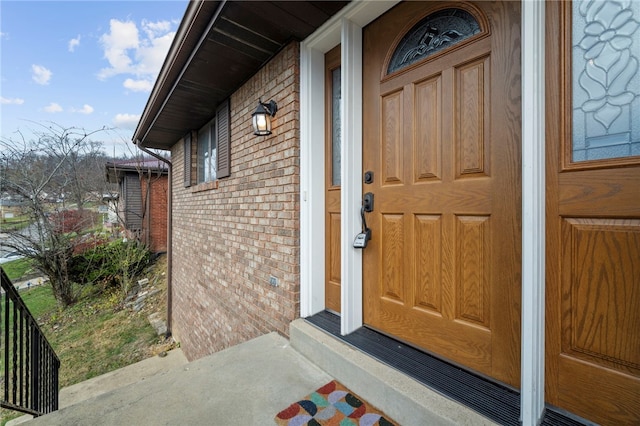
[184,99,230,187]
[198,119,217,182]
[331,65,342,186]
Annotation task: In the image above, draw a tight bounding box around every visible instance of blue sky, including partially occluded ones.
[0,1,187,156]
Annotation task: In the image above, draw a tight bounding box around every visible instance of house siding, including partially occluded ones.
[171,43,301,361]
[124,174,143,231]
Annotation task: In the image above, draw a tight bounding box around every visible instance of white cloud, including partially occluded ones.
[44,102,63,113]
[97,19,140,79]
[68,35,81,52]
[0,32,8,40]
[1,97,25,105]
[113,113,140,130]
[134,31,174,76]
[97,18,176,93]
[32,65,52,85]
[142,19,171,39]
[71,104,94,114]
[123,78,153,92]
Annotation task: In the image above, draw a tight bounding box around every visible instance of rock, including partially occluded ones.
[148,312,167,336]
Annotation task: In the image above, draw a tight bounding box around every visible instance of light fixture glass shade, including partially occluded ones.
[252,100,277,136]
[252,106,271,136]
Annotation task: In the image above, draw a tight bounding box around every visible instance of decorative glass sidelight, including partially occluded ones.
[332,66,342,186]
[387,8,481,74]
[572,0,640,162]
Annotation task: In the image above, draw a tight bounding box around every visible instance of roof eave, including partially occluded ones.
[133,0,222,150]
[133,0,349,151]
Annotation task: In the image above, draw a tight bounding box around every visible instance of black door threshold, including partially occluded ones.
[306,311,593,426]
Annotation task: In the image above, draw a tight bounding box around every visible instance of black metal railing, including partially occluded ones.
[1,268,60,416]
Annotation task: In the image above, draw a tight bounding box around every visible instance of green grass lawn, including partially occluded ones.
[46,288,160,386]
[1,258,35,282]
[18,285,58,318]
[0,216,30,232]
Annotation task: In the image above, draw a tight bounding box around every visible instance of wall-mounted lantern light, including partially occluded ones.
[252,99,278,136]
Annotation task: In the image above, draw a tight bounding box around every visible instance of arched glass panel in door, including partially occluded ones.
[387,8,481,74]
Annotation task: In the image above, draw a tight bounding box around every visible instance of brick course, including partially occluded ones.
[170,43,301,361]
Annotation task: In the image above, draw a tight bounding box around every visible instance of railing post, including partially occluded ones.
[12,303,18,405]
[54,357,60,410]
[30,326,41,414]
[19,312,24,407]
[3,290,8,403]
[25,320,31,409]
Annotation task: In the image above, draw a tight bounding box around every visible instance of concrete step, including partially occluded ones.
[290,318,498,426]
[6,348,188,425]
[59,347,189,408]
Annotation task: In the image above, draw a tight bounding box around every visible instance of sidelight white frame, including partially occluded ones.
[299,0,397,332]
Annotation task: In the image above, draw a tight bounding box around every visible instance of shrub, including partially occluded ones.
[69,239,151,295]
[49,210,98,235]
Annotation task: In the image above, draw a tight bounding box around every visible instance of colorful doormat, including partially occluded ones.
[275,380,398,426]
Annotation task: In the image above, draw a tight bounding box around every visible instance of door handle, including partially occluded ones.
[363,192,374,213]
[354,193,373,249]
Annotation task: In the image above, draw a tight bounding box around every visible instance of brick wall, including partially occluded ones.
[170,43,301,361]
[141,174,168,253]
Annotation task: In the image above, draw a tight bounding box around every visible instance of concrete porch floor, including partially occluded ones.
[10,320,496,426]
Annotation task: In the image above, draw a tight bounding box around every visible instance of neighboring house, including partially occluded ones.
[105,159,169,253]
[100,192,119,229]
[132,1,640,425]
[0,197,27,219]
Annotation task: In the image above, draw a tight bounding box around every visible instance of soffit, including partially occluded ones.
[134,0,349,150]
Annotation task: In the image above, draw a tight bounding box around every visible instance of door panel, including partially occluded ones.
[456,215,490,327]
[546,2,640,424]
[414,78,441,181]
[326,211,341,311]
[381,213,405,303]
[456,56,490,178]
[414,214,442,312]
[381,91,404,185]
[561,218,640,372]
[363,1,521,387]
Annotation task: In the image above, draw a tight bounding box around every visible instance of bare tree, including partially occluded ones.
[0,124,111,306]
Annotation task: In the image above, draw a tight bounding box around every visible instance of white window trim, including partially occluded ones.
[301,1,546,424]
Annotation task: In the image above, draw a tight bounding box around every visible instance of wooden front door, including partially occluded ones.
[362,1,522,387]
[545,3,640,424]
